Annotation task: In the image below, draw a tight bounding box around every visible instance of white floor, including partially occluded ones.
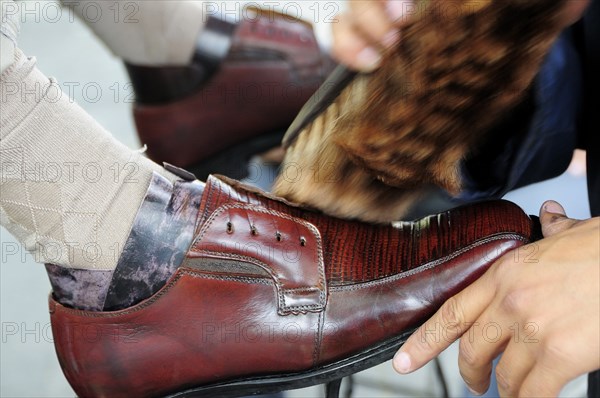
[0,1,591,397]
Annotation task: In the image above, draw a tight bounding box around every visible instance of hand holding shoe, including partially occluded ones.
[394,201,600,397]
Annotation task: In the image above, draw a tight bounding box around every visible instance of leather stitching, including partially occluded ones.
[195,250,324,315]
[185,272,273,286]
[330,233,528,292]
[312,311,323,366]
[52,268,272,318]
[282,287,322,293]
[194,250,287,309]
[52,234,526,318]
[191,203,327,314]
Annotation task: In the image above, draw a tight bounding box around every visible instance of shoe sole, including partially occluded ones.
[166,328,414,397]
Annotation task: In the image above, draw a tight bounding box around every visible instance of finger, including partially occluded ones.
[332,13,382,71]
[387,0,416,26]
[393,271,497,374]
[560,0,591,27]
[494,343,536,397]
[349,1,399,48]
[518,362,569,398]
[539,200,579,237]
[519,316,598,398]
[457,320,509,395]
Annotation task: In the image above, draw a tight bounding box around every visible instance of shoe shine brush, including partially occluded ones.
[273,0,569,223]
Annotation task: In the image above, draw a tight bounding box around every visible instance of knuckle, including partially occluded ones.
[543,339,570,363]
[418,327,440,354]
[440,296,464,328]
[458,337,480,368]
[495,365,514,394]
[543,222,562,237]
[500,289,529,314]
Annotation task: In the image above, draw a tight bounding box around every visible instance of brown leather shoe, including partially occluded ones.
[49,173,536,398]
[127,7,335,180]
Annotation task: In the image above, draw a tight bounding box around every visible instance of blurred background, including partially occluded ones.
[0,1,591,396]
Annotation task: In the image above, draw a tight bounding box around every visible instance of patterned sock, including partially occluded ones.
[0,49,177,271]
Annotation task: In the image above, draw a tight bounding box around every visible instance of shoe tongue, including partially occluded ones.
[203,174,306,213]
[195,175,249,222]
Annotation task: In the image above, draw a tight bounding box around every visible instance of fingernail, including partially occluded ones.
[387,0,413,22]
[467,386,481,396]
[356,47,382,71]
[543,201,565,215]
[383,30,400,48]
[393,351,412,374]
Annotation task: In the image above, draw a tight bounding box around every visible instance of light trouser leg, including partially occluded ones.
[0,0,17,73]
[61,0,206,66]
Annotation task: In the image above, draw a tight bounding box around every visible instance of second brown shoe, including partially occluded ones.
[49,171,537,398]
[127,7,335,180]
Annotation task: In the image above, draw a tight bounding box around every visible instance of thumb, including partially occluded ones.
[539,200,579,237]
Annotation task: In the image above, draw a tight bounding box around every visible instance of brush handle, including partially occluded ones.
[282,65,358,148]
